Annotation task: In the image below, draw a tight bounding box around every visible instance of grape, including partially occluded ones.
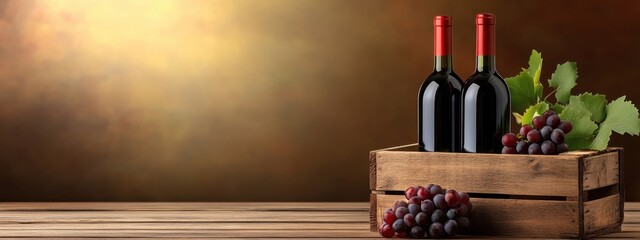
[405,186,418,200]
[417,186,430,200]
[541,140,556,155]
[502,146,516,154]
[395,206,408,219]
[458,192,470,204]
[543,110,557,119]
[415,212,429,226]
[429,185,443,195]
[428,222,445,238]
[556,143,569,153]
[420,200,435,215]
[527,129,542,143]
[464,202,473,212]
[501,133,517,147]
[431,209,446,223]
[454,203,468,216]
[383,209,397,224]
[408,203,421,216]
[446,208,458,219]
[409,196,421,205]
[393,200,408,211]
[410,226,425,238]
[546,114,561,128]
[532,116,546,129]
[445,189,460,207]
[379,223,395,238]
[444,219,458,236]
[433,194,447,209]
[404,213,416,227]
[516,141,529,154]
[519,124,533,138]
[558,121,573,134]
[425,184,434,191]
[384,185,473,238]
[455,216,470,230]
[540,126,552,140]
[551,129,565,144]
[528,143,542,154]
[392,219,407,233]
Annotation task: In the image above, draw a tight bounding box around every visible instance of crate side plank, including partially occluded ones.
[369,151,377,190]
[583,152,619,191]
[375,151,580,197]
[370,144,418,190]
[583,194,622,234]
[374,193,580,238]
[369,193,377,231]
[617,148,625,226]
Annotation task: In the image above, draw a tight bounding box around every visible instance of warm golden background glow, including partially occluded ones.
[0,0,639,201]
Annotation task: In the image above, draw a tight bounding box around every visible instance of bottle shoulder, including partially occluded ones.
[420,71,464,89]
[463,71,507,89]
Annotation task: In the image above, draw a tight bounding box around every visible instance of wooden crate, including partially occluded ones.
[369,144,624,239]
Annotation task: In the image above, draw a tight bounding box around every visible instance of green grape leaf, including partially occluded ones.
[550,103,565,114]
[505,50,545,114]
[513,112,524,125]
[527,50,543,100]
[559,96,598,150]
[505,70,538,114]
[590,96,640,150]
[520,102,549,126]
[577,93,607,123]
[534,85,543,103]
[548,62,578,104]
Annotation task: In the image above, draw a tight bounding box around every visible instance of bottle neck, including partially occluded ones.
[434,23,452,73]
[434,55,452,72]
[476,55,495,73]
[475,20,495,73]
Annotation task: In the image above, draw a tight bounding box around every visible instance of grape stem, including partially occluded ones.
[543,89,557,102]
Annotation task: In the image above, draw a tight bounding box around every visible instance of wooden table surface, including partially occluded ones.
[0,202,637,238]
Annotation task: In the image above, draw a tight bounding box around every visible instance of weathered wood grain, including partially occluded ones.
[0,210,366,223]
[373,150,580,196]
[0,222,370,230]
[583,152,620,191]
[0,202,366,211]
[623,213,640,222]
[0,202,637,238]
[368,194,377,231]
[0,229,380,238]
[369,151,377,191]
[370,145,623,238]
[584,194,622,233]
[375,194,580,238]
[617,148,626,228]
[369,144,419,191]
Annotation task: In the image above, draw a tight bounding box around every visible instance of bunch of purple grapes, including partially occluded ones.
[501,110,573,155]
[378,184,471,238]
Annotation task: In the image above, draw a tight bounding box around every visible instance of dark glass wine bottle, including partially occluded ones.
[462,13,511,153]
[418,16,464,152]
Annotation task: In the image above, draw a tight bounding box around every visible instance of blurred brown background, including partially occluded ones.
[0,0,638,201]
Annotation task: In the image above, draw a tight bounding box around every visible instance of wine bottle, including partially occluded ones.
[462,13,511,153]
[418,16,464,152]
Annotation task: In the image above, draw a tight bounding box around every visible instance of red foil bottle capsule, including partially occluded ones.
[475,13,495,56]
[434,16,452,56]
